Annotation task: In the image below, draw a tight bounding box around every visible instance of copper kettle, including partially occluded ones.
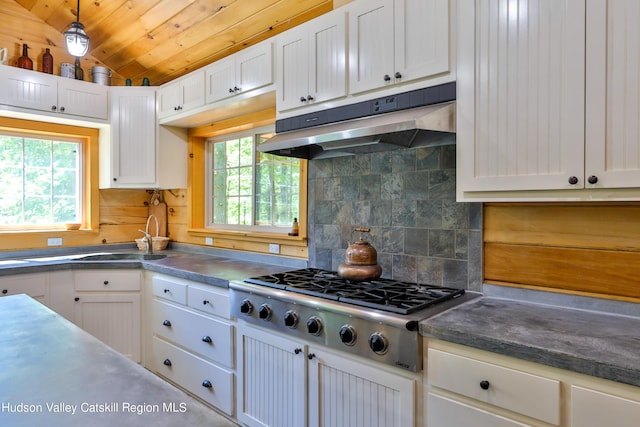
[337,227,382,281]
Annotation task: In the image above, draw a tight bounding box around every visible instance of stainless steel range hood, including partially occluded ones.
[259,101,456,159]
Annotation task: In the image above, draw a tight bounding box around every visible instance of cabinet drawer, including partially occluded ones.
[151,275,187,305]
[187,284,230,319]
[152,337,234,416]
[152,299,233,367]
[427,393,530,427]
[0,274,46,298]
[571,385,640,427]
[428,348,561,425]
[74,270,141,291]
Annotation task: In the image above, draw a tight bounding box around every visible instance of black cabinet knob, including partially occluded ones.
[203,300,209,305]
[307,95,314,101]
[202,335,212,343]
[202,380,213,388]
[163,359,172,366]
[480,380,490,390]
[59,106,65,112]
[1,289,7,295]
[103,280,109,285]
[307,353,316,360]
[162,319,172,327]
[383,74,391,82]
[234,86,240,92]
[228,88,235,93]
[163,289,170,293]
[568,176,578,185]
[74,297,80,301]
[300,96,307,102]
[588,175,598,184]
[395,72,402,79]
[294,348,302,354]
[51,105,57,111]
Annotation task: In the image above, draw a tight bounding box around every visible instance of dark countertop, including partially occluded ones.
[0,244,306,287]
[0,294,238,427]
[420,297,640,388]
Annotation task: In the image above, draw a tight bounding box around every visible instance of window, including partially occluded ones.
[206,126,301,232]
[0,132,83,227]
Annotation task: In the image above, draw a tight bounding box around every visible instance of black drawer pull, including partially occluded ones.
[202,335,212,343]
[163,359,172,367]
[162,320,172,327]
[203,300,210,305]
[202,380,212,388]
[163,289,170,293]
[480,380,490,390]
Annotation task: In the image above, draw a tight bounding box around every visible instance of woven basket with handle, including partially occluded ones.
[135,214,169,251]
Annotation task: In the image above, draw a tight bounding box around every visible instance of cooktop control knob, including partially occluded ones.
[339,325,357,346]
[240,299,253,315]
[306,316,323,336]
[368,332,389,354]
[258,304,272,320]
[284,310,299,328]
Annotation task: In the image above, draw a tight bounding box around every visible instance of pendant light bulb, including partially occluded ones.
[64,0,89,57]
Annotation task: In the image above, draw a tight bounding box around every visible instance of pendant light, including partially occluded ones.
[64,0,90,57]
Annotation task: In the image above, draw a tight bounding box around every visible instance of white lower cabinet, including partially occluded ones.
[146,273,235,417]
[73,270,142,362]
[0,272,47,304]
[426,340,640,427]
[237,323,417,427]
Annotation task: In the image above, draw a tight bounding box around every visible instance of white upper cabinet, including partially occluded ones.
[458,0,640,201]
[276,10,347,112]
[156,69,205,119]
[348,0,450,95]
[205,40,273,104]
[103,87,187,189]
[0,64,108,120]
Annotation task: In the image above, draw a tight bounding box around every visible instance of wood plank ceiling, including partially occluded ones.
[7,0,333,86]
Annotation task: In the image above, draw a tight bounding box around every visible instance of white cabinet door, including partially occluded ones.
[394,0,449,84]
[428,393,530,427]
[277,11,347,112]
[0,65,58,113]
[179,69,206,111]
[104,87,156,187]
[308,347,415,427]
[156,80,181,118]
[57,79,109,120]
[205,56,237,104]
[457,0,586,194]
[74,293,141,362]
[348,0,449,95]
[0,273,47,304]
[348,0,395,94]
[206,41,273,104]
[235,41,273,95]
[571,385,640,427]
[236,324,306,427]
[585,0,640,188]
[156,70,204,118]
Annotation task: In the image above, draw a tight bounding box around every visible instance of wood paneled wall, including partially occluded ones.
[484,203,640,301]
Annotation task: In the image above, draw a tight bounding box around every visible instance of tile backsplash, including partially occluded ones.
[307,140,482,291]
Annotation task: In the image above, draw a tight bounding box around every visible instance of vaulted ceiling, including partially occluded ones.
[3,0,334,86]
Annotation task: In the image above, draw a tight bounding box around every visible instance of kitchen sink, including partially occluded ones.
[75,253,167,261]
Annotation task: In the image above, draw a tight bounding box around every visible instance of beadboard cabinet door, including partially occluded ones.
[457,0,586,195]
[584,0,640,188]
[276,10,347,112]
[348,0,450,95]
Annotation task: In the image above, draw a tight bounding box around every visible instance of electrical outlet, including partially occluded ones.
[47,237,63,246]
[269,243,280,254]
[205,237,214,246]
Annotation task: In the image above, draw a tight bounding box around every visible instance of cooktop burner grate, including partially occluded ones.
[244,268,465,315]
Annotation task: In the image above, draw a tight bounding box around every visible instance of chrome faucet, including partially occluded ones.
[138,214,159,255]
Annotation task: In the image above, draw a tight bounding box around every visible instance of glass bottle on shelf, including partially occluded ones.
[42,48,53,74]
[17,44,33,70]
[74,57,83,80]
